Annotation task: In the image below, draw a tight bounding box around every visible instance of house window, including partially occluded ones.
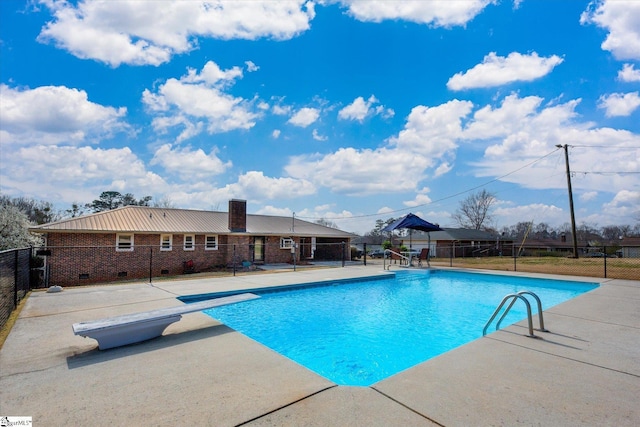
[205,235,218,250]
[184,234,195,251]
[280,237,294,249]
[160,234,172,251]
[116,234,134,252]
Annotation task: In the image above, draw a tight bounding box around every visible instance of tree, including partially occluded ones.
[501,222,532,240]
[85,191,152,213]
[452,190,496,230]
[366,218,398,236]
[0,194,60,224]
[315,218,338,229]
[153,196,177,208]
[577,222,599,244]
[65,202,86,218]
[533,222,552,239]
[0,204,43,250]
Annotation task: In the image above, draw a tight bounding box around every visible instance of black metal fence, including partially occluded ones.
[2,240,637,330]
[428,243,640,281]
[29,241,351,288]
[0,248,33,330]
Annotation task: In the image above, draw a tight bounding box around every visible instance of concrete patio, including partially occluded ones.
[1,265,638,426]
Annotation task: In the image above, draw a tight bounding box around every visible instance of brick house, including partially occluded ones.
[30,200,355,286]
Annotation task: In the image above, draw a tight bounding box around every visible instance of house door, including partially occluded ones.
[253,236,265,263]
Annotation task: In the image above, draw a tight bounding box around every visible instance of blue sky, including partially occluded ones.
[1,0,639,235]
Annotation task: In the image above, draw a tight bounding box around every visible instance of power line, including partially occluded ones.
[297,147,563,221]
[573,171,640,175]
[570,145,640,149]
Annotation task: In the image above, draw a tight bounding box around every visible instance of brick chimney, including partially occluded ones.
[228,199,247,232]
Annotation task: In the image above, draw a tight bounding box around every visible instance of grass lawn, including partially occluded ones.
[429,256,640,280]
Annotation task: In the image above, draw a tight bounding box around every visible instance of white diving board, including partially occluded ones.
[72,293,260,350]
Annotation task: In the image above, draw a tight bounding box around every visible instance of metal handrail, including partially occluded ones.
[483,293,535,337]
[383,249,410,270]
[496,291,548,332]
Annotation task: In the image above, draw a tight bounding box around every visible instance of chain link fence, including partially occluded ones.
[0,248,33,330]
[30,241,351,288]
[426,243,640,280]
[352,242,640,280]
[3,240,638,330]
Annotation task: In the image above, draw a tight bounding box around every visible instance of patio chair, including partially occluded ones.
[390,248,403,265]
[241,260,256,271]
[183,260,197,274]
[417,248,430,267]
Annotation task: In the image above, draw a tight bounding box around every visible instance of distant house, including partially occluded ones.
[30,199,355,286]
[396,228,514,258]
[620,237,640,258]
[514,238,578,256]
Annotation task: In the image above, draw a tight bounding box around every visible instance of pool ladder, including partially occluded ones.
[483,291,549,338]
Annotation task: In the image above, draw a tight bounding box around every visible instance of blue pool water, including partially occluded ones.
[199,270,598,386]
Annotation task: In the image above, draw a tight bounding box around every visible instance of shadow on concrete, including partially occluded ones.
[66,324,233,369]
[488,329,586,351]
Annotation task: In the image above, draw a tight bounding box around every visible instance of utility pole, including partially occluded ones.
[556,144,579,258]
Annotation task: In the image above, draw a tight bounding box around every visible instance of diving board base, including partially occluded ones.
[81,315,183,350]
[72,293,260,350]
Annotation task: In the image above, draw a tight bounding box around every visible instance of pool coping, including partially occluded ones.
[1,265,638,426]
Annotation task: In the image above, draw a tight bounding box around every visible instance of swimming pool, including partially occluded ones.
[197,270,598,386]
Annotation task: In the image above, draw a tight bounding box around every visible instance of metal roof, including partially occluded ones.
[30,206,356,238]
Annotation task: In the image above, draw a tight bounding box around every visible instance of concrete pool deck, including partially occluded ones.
[1,265,638,426]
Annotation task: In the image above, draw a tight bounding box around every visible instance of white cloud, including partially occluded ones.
[447,52,563,90]
[466,93,640,196]
[285,100,472,195]
[182,61,243,86]
[37,0,316,66]
[375,105,395,119]
[494,203,565,227]
[150,144,232,180]
[142,61,259,138]
[272,129,281,139]
[403,189,432,208]
[606,190,640,207]
[338,95,393,122]
[286,147,426,195]
[0,144,167,205]
[222,171,316,201]
[245,60,259,72]
[339,0,495,27]
[312,129,327,141]
[602,190,640,219]
[0,84,128,145]
[598,92,640,117]
[581,0,640,60]
[272,104,291,115]
[388,100,473,156]
[618,64,640,82]
[377,206,395,215]
[288,107,320,127]
[463,93,547,140]
[580,191,598,202]
[434,162,453,177]
[255,205,293,217]
[149,115,204,143]
[338,96,373,121]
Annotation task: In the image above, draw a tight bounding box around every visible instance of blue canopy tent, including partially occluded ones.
[381,213,442,265]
